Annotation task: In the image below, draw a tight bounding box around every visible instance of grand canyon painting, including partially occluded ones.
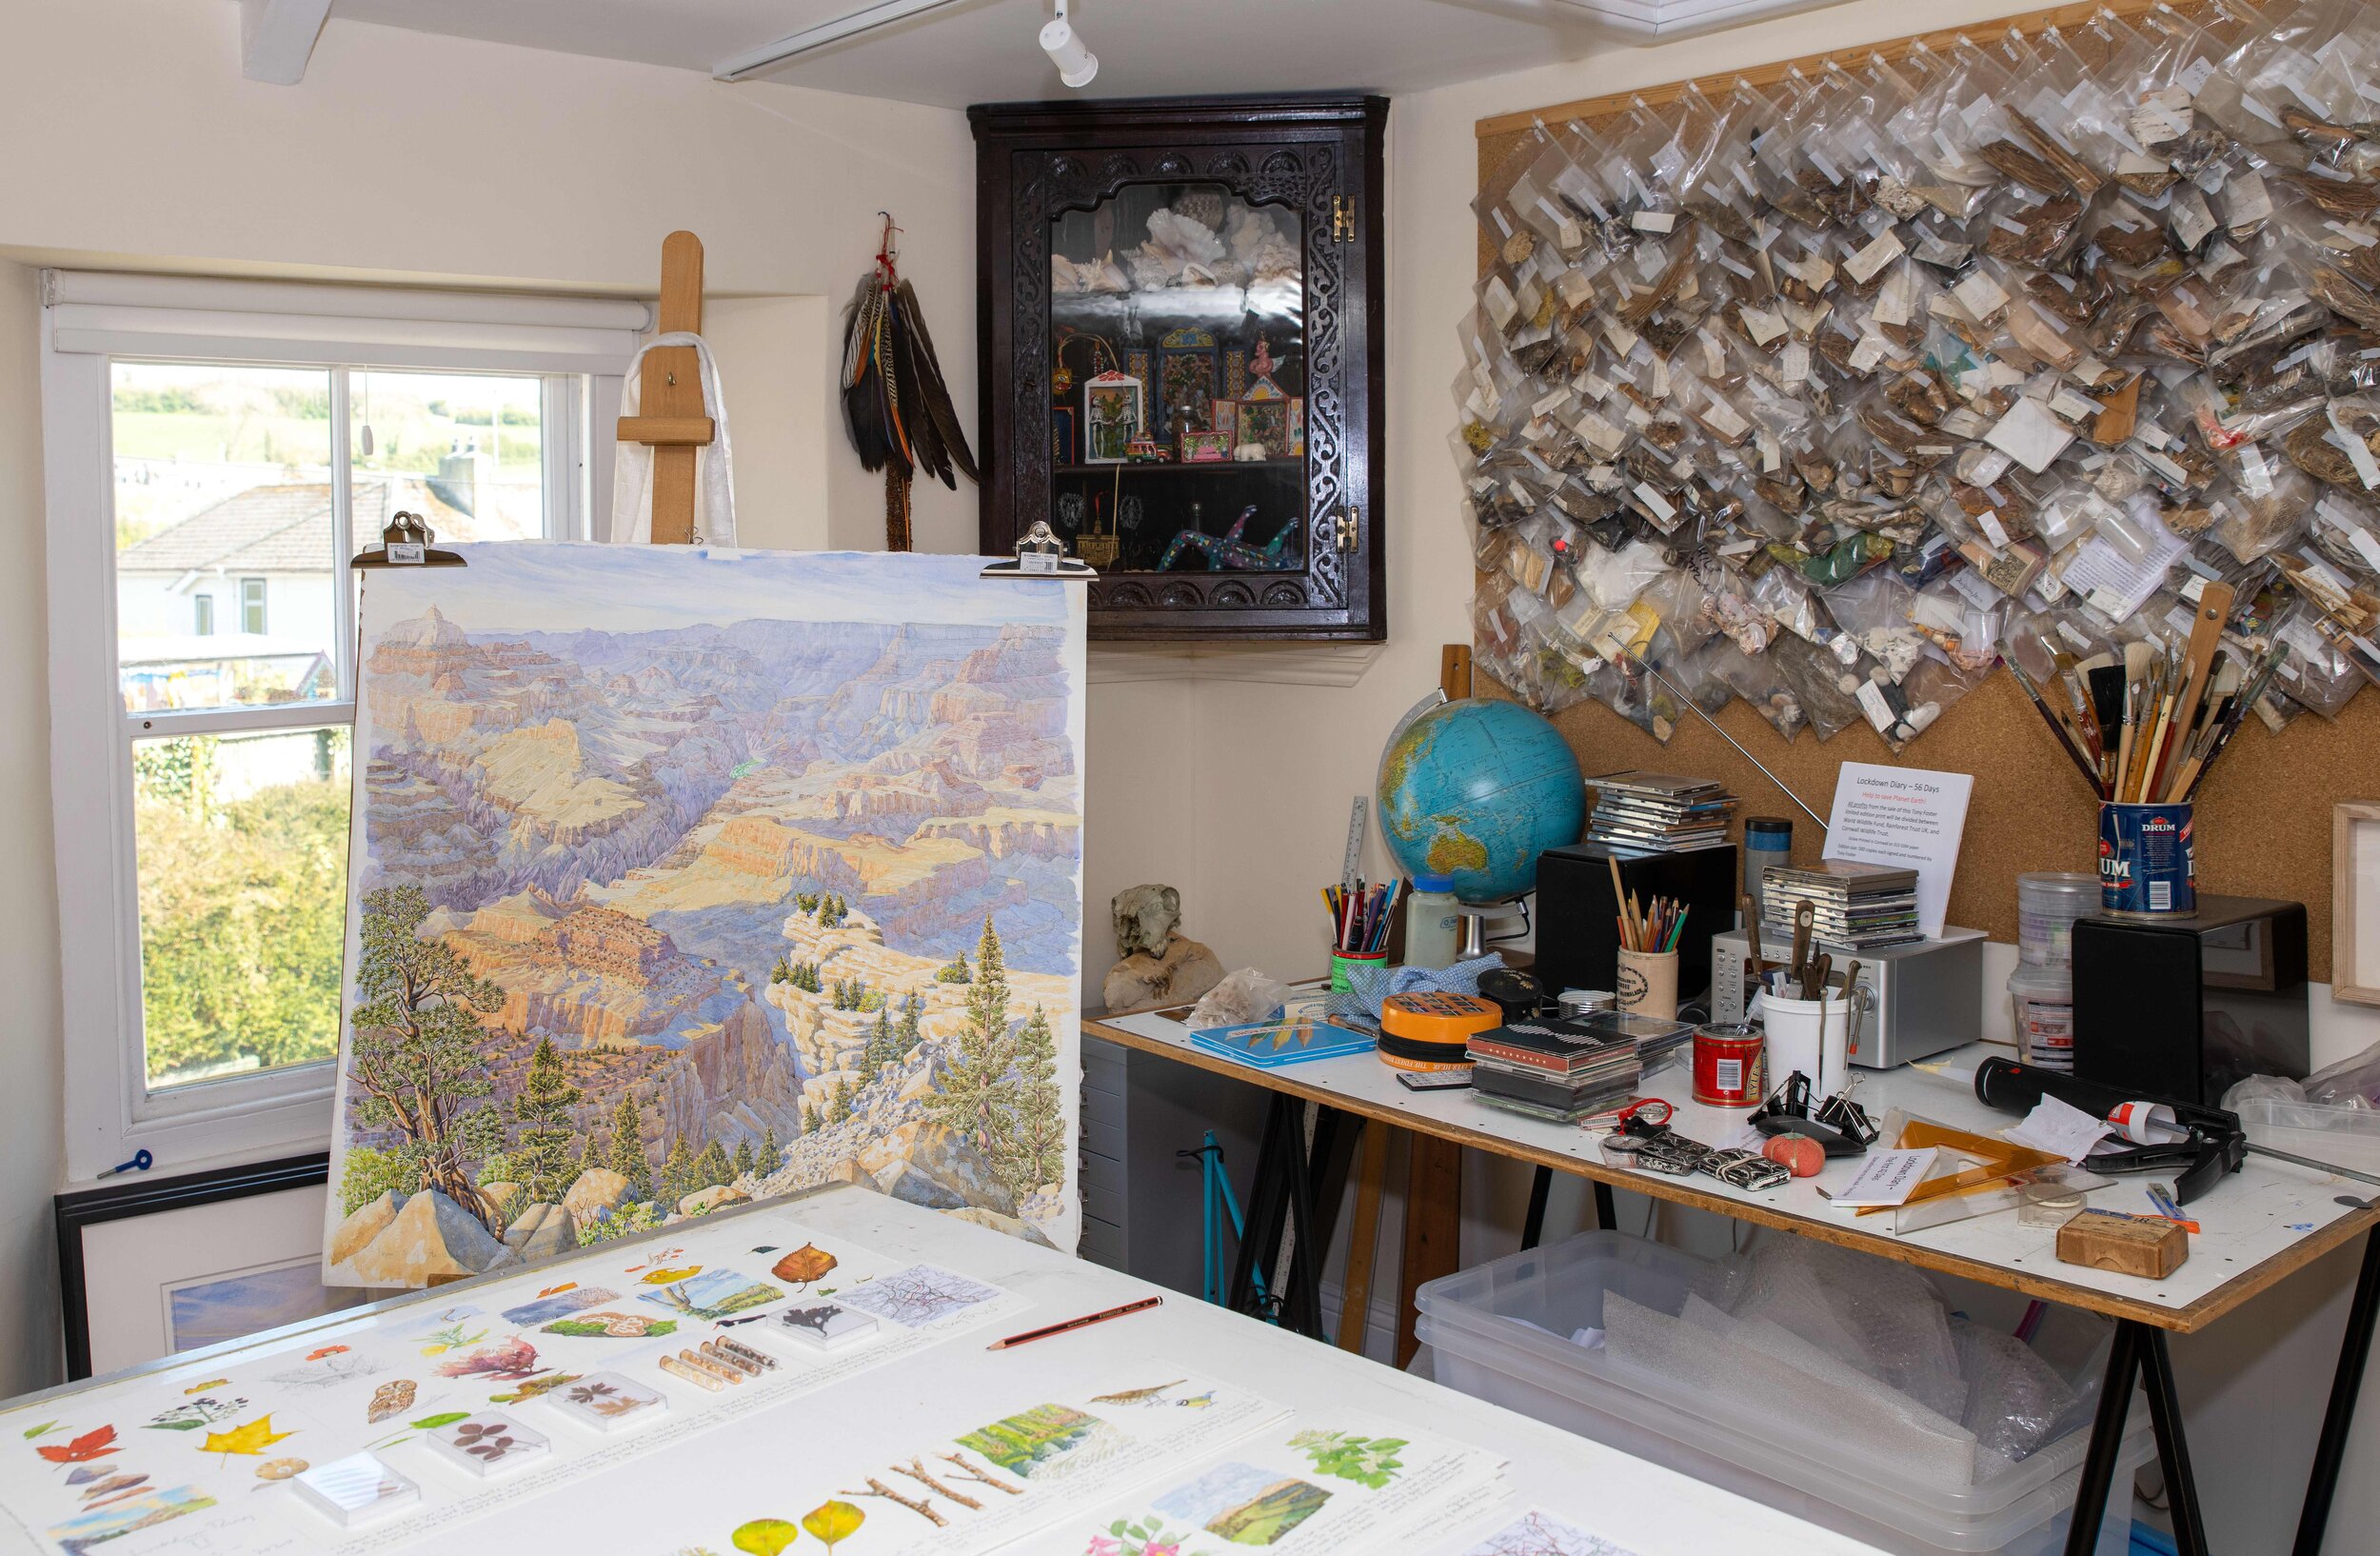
[322,546,1084,1287]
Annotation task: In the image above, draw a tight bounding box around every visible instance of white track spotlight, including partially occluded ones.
[1041,0,1098,89]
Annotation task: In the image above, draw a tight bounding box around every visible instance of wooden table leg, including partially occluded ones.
[1397,1129,1462,1367]
[1338,1122,1389,1353]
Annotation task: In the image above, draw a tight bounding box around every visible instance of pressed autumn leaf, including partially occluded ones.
[36,1426,119,1465]
[731,1517,801,1555]
[201,1416,294,1460]
[803,1500,865,1550]
[641,1267,703,1286]
[409,1413,469,1431]
[771,1244,837,1287]
[20,1422,55,1440]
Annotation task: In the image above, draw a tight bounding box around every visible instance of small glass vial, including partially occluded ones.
[1402,874,1462,970]
[1743,817,1792,923]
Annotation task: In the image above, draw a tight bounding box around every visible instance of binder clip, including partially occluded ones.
[982,519,1097,580]
[351,511,466,569]
[1749,1071,1874,1157]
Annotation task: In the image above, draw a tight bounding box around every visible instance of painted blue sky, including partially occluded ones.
[362,544,1077,635]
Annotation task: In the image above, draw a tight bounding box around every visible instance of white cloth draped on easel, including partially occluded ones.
[608,330,738,546]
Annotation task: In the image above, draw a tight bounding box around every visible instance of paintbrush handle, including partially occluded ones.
[2008,659,2106,796]
[2152,583,2234,801]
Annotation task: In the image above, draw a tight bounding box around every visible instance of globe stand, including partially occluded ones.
[1454,899,1528,960]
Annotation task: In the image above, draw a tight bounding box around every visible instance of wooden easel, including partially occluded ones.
[615,230,714,545]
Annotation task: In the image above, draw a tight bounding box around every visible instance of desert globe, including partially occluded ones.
[1377,699,1584,904]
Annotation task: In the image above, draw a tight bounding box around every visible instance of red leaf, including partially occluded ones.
[37,1426,118,1465]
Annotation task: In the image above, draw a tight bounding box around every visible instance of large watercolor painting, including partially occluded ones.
[322,546,1084,1287]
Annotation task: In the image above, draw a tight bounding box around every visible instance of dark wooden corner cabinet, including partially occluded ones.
[970,93,1387,641]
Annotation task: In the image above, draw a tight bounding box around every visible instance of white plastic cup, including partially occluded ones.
[1754,989,1853,1093]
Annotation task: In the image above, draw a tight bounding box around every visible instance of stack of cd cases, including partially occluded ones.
[1466,1016,1642,1123]
[1761,859,1924,950]
[1584,771,1738,855]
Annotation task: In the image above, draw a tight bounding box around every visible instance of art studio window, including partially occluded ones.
[45,270,639,1175]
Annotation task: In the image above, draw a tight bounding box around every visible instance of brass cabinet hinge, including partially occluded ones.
[1334,507,1360,553]
[1332,194,1357,241]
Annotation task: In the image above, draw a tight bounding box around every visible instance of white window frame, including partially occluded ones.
[42,271,647,1182]
[237,576,268,635]
[192,593,213,636]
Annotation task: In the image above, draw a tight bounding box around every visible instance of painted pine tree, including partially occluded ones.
[696,1137,735,1190]
[761,1124,782,1173]
[924,915,1015,1152]
[511,1035,585,1205]
[342,884,510,1235]
[606,1091,650,1200]
[732,1138,756,1180]
[660,1136,695,1205]
[999,1005,1065,1199]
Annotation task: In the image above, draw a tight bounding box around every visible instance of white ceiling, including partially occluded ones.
[311,0,1636,108]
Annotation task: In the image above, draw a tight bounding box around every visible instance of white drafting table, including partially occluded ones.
[1090,1015,2379,1329]
[0,1185,1883,1556]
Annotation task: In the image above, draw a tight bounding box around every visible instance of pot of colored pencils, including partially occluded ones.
[1615,888,1688,1020]
[1325,879,1399,990]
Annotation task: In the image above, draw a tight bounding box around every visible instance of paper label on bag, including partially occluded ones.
[1758,430,1782,473]
[1977,508,2011,548]
[1986,398,2076,474]
[1854,678,1895,732]
[1701,393,1750,441]
[1482,275,1518,330]
[1848,333,1888,372]
[1781,342,1812,385]
[2239,442,2274,497]
[2172,190,2218,250]
[1631,209,1677,233]
[2179,56,2218,95]
[2330,409,2380,489]
[1633,482,1678,526]
[2225,170,2274,227]
[1874,267,1916,329]
[1739,306,1789,347]
[1954,270,2012,319]
[2051,389,2100,422]
[1844,229,1906,285]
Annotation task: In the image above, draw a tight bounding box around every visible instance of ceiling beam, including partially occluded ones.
[713,0,970,82]
[240,0,334,85]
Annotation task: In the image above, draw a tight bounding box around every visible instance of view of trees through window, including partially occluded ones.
[110,360,549,1092]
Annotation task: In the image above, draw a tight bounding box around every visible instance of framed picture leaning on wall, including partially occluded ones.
[54,1153,374,1380]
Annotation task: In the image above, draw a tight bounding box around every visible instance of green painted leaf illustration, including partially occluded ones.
[803,1501,863,1549]
[408,1413,469,1431]
[731,1517,801,1555]
[20,1423,55,1440]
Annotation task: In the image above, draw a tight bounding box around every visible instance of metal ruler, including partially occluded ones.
[1341,797,1366,894]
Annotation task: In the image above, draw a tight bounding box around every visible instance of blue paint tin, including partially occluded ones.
[2098,802,2195,917]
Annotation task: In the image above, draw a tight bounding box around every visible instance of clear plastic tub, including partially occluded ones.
[1417,1230,2151,1556]
[2235,1096,2380,1179]
[2007,966,2075,1072]
[2016,873,2097,968]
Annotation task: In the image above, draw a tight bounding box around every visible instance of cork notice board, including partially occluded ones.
[1472,0,2379,973]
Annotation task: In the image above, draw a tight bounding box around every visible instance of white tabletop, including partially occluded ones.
[0,1186,1880,1556]
[1094,1013,2379,1327]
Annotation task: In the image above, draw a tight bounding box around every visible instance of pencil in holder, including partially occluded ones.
[1615,947,1679,1021]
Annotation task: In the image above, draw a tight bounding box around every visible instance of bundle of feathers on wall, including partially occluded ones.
[841,218,977,550]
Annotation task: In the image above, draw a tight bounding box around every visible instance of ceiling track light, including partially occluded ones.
[1040,0,1098,90]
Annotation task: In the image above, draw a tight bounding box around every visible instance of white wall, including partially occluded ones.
[0,257,65,1396]
[0,0,977,553]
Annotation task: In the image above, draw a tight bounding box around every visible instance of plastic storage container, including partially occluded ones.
[1402,875,1462,971]
[2235,1096,2380,1178]
[2016,873,2097,968]
[1417,1231,2151,1556]
[2007,966,2076,1073]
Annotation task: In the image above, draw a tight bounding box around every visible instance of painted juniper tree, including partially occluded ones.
[511,1035,584,1206]
[343,884,510,1235]
[924,914,1015,1155]
[997,1005,1065,1200]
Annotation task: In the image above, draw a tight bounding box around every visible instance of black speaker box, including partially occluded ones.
[1534,843,1738,1006]
[2071,896,2311,1106]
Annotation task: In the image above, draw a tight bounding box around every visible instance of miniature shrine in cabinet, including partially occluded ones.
[970,94,1387,640]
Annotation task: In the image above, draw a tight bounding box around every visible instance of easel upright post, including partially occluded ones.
[617,230,714,544]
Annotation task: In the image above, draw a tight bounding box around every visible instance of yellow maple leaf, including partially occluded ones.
[639,1267,702,1286]
[201,1416,294,1459]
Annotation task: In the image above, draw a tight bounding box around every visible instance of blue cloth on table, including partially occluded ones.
[1325,954,1507,1027]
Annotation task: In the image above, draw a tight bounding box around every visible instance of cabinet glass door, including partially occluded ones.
[1047,182,1306,574]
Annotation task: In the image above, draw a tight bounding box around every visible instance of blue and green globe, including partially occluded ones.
[1377,698,1585,904]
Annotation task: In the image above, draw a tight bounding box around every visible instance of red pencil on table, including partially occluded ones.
[986,1296,1162,1351]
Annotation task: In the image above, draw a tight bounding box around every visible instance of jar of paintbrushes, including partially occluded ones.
[2001,582,2280,921]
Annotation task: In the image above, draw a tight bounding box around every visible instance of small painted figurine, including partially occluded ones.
[1159,505,1295,569]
